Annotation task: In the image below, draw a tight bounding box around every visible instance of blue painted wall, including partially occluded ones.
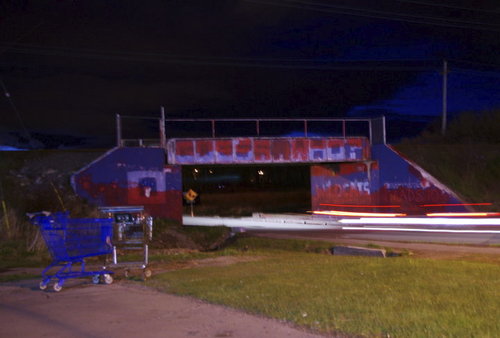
[71,147,183,222]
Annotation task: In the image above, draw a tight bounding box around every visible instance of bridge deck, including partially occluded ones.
[166,137,370,165]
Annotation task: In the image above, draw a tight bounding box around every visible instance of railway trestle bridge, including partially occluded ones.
[72,111,464,222]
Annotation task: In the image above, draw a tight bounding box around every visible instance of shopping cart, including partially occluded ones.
[31,212,115,292]
[99,206,153,280]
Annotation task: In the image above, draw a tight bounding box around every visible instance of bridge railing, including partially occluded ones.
[115,110,386,147]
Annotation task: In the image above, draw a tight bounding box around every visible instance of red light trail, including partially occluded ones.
[312,210,407,217]
[420,203,492,207]
[320,203,401,208]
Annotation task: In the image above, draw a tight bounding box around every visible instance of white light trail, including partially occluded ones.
[183,215,340,230]
[426,212,500,217]
[312,210,406,217]
[338,217,500,226]
[341,226,500,234]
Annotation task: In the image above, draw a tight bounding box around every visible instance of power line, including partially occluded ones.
[286,0,500,28]
[0,21,45,58]
[394,0,500,15]
[0,42,440,71]
[0,42,438,64]
[243,0,500,32]
[452,69,500,79]
[449,58,500,70]
[4,44,500,82]
[0,76,35,148]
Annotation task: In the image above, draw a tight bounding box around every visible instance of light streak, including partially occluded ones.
[426,212,500,217]
[341,226,500,234]
[420,203,492,207]
[338,217,500,226]
[312,210,407,217]
[320,203,401,208]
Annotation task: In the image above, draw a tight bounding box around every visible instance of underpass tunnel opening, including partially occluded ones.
[181,165,311,216]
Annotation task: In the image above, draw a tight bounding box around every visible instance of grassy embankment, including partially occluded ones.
[395,109,500,211]
[146,236,500,337]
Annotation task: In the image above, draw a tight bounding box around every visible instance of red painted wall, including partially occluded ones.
[167,137,370,164]
[72,147,183,222]
[311,145,466,215]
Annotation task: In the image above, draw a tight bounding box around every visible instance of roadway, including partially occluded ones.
[184,214,500,245]
[248,228,500,246]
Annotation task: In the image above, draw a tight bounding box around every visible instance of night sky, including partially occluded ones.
[1,0,500,148]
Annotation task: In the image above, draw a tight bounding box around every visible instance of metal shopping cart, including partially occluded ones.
[31,212,115,292]
[99,206,153,280]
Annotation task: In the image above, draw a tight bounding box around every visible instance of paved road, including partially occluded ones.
[186,214,500,245]
[339,230,500,245]
[249,229,500,257]
[249,227,500,245]
[0,278,324,338]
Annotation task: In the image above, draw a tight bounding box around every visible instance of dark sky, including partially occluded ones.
[1,0,500,147]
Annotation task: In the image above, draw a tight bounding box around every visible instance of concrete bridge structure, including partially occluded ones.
[71,113,465,223]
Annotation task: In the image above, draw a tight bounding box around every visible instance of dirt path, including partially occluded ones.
[0,278,325,338]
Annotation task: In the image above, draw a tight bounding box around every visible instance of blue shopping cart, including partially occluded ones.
[31,212,115,292]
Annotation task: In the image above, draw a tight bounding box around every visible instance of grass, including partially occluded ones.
[394,143,500,210]
[153,219,231,250]
[146,236,500,337]
[0,240,50,270]
[395,109,500,211]
[0,273,40,283]
[226,235,333,253]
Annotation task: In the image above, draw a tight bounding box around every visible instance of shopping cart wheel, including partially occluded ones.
[53,282,63,292]
[92,274,100,284]
[39,280,49,290]
[103,274,114,285]
[143,268,152,280]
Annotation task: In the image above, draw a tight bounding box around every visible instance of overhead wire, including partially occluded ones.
[452,69,500,79]
[285,0,500,28]
[0,2,77,213]
[0,42,440,71]
[243,0,500,31]
[5,45,500,81]
[0,76,35,148]
[446,59,500,78]
[393,0,500,15]
[448,58,500,70]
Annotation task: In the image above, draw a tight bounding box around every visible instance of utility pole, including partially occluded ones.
[160,106,166,148]
[116,113,122,147]
[441,59,448,135]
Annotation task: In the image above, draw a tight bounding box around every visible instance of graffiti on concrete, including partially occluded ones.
[72,148,183,222]
[167,137,370,164]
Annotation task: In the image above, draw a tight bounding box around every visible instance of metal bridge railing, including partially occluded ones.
[115,108,386,148]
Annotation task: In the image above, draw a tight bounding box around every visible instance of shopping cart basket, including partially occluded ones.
[31,212,115,292]
[99,206,153,280]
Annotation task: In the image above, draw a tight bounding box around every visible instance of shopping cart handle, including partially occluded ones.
[106,235,113,247]
[26,211,52,219]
